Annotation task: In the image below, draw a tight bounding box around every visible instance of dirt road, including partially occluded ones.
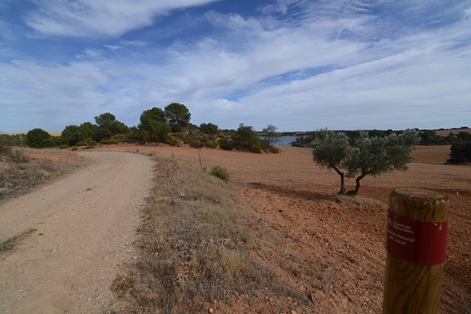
[0,151,154,314]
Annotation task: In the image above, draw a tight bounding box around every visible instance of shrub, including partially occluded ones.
[41,139,56,148]
[0,135,11,156]
[204,140,218,149]
[165,136,179,146]
[26,128,51,148]
[219,138,234,151]
[200,122,219,135]
[250,145,262,154]
[100,139,119,145]
[266,145,281,153]
[93,128,112,142]
[112,133,129,142]
[190,140,202,148]
[68,132,84,146]
[211,165,230,182]
[169,123,182,133]
[447,140,471,164]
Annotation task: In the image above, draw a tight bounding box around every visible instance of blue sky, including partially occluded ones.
[1,0,470,132]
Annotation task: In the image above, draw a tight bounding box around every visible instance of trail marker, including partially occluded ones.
[383,188,449,314]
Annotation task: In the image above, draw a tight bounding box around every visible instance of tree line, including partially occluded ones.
[1,103,281,154]
[292,128,470,147]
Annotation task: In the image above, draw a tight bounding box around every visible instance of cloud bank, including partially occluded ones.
[0,0,470,132]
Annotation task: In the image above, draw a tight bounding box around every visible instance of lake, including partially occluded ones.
[275,136,298,146]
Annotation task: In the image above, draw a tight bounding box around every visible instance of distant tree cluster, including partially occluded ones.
[311,129,420,195]
[447,141,471,164]
[293,129,467,147]
[16,103,280,154]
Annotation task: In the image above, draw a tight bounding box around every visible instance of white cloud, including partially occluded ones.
[104,45,120,51]
[1,0,470,132]
[120,40,148,47]
[24,0,219,38]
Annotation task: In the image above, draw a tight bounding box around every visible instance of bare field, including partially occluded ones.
[95,143,470,313]
[434,128,471,137]
[1,144,469,313]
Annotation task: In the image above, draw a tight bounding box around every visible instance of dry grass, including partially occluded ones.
[0,228,37,253]
[0,146,86,200]
[109,156,308,314]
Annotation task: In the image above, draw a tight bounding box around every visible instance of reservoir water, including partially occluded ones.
[275,136,298,146]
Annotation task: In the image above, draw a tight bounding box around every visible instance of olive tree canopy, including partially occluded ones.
[311,129,420,196]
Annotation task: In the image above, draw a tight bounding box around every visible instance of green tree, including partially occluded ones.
[311,129,350,194]
[26,128,51,148]
[92,128,112,142]
[67,132,84,146]
[237,123,261,153]
[345,129,420,195]
[200,123,219,135]
[108,121,129,135]
[311,129,420,196]
[446,140,471,164]
[262,124,281,145]
[164,103,191,126]
[140,107,166,129]
[138,108,170,142]
[61,125,84,146]
[457,131,471,141]
[94,113,116,128]
[79,122,97,139]
[94,112,129,135]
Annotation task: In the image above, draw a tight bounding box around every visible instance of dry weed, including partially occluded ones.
[109,156,307,313]
[0,147,86,200]
[0,228,37,254]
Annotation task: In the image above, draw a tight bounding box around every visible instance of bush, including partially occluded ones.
[169,123,182,133]
[204,140,218,149]
[190,140,202,148]
[93,128,112,142]
[26,128,51,148]
[112,133,129,142]
[447,140,471,164]
[68,132,84,146]
[41,139,56,147]
[165,136,179,146]
[266,145,280,153]
[250,145,262,154]
[200,123,218,135]
[100,139,119,145]
[211,165,230,182]
[0,135,12,156]
[219,138,234,151]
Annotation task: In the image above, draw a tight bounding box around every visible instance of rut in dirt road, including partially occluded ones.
[0,151,154,314]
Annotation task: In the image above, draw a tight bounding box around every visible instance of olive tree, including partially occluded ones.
[345,129,420,195]
[311,129,350,194]
[311,129,420,196]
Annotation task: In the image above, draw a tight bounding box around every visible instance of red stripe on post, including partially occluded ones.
[386,211,448,265]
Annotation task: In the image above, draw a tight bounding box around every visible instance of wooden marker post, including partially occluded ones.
[198,147,202,171]
[383,188,449,314]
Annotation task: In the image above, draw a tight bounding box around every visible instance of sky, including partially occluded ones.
[1,0,470,132]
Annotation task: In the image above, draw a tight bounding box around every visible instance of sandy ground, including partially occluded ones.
[1,144,470,313]
[0,151,154,314]
[96,144,471,313]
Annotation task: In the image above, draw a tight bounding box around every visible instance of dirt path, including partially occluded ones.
[0,151,154,314]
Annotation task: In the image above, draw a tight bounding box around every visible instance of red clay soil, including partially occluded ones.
[96,144,470,313]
